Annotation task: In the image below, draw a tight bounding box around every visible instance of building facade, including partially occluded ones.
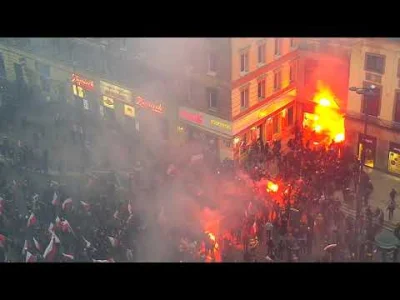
[345,38,400,176]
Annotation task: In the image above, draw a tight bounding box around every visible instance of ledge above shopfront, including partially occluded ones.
[179,106,233,140]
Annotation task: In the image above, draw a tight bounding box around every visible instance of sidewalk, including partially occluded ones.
[340,168,400,230]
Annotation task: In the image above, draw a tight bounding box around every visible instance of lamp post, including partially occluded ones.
[348,84,376,260]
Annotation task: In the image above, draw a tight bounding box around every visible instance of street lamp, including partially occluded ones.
[348,84,376,260]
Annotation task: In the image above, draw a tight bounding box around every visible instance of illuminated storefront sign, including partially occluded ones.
[232,94,295,135]
[388,142,400,175]
[72,74,94,91]
[124,104,135,118]
[72,74,95,99]
[100,81,133,104]
[136,96,164,114]
[179,107,232,136]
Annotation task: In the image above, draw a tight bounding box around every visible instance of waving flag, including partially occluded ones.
[52,192,59,206]
[62,253,75,261]
[0,234,6,248]
[43,237,57,262]
[48,222,55,234]
[113,210,119,220]
[22,240,29,255]
[82,236,91,249]
[62,198,73,210]
[55,216,61,228]
[26,251,37,263]
[33,237,41,251]
[128,202,133,215]
[53,233,61,244]
[27,213,37,227]
[80,201,90,211]
[108,236,119,248]
[61,219,75,235]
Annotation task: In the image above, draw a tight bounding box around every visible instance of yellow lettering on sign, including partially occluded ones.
[210,120,232,130]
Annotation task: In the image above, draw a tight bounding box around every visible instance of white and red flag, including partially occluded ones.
[62,198,73,210]
[82,236,91,248]
[48,222,55,234]
[62,253,74,261]
[43,236,57,262]
[108,236,119,248]
[33,237,41,251]
[26,251,37,263]
[27,213,37,227]
[51,192,59,206]
[128,202,133,215]
[80,201,90,211]
[0,234,6,248]
[22,240,29,255]
[250,221,257,236]
[61,219,75,235]
[55,216,61,228]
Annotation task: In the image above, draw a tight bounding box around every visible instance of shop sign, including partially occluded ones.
[124,104,135,118]
[102,96,115,109]
[359,134,376,146]
[136,96,164,114]
[389,142,400,154]
[179,107,232,136]
[232,95,294,135]
[72,74,94,91]
[100,81,132,104]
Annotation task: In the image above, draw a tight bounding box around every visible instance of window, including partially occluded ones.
[240,51,249,73]
[240,87,249,109]
[0,53,6,78]
[208,53,217,73]
[394,91,400,122]
[287,106,294,126]
[290,38,296,49]
[273,115,280,134]
[362,82,381,117]
[207,88,218,109]
[289,61,297,83]
[274,69,282,91]
[365,53,385,74]
[274,38,282,56]
[257,43,266,65]
[257,79,265,99]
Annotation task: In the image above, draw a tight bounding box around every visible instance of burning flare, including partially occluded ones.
[304,82,345,145]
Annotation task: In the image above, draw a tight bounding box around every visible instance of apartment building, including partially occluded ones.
[345,38,400,175]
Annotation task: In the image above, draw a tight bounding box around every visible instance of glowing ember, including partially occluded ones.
[304,81,345,145]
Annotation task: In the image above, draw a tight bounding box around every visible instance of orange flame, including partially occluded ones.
[304,81,345,145]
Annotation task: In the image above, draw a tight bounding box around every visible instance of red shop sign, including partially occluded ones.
[136,96,164,114]
[179,109,203,125]
[72,74,94,91]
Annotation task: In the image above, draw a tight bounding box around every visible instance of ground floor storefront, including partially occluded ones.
[345,117,400,176]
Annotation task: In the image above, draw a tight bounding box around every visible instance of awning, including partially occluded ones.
[180,119,233,140]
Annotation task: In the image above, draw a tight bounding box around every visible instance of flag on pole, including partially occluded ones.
[250,221,257,236]
[82,236,91,249]
[53,233,61,244]
[62,198,73,210]
[113,210,119,220]
[33,237,41,251]
[108,236,119,248]
[43,237,57,262]
[27,213,37,227]
[55,216,61,228]
[62,253,74,261]
[80,201,90,211]
[22,240,29,255]
[0,234,6,248]
[61,219,75,235]
[26,251,37,263]
[51,192,59,206]
[128,202,133,215]
[48,222,55,234]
